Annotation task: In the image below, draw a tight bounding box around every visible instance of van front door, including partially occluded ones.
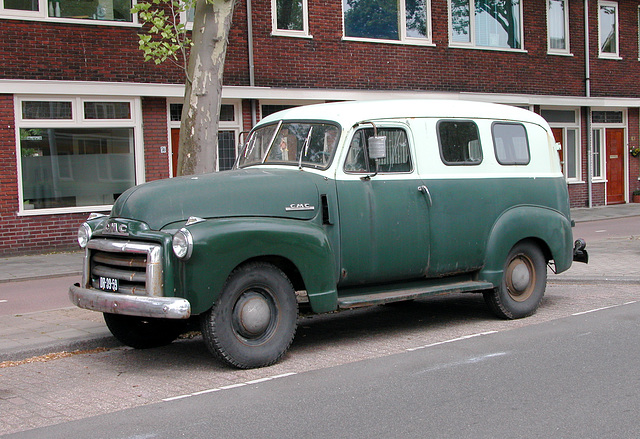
[336,126,430,286]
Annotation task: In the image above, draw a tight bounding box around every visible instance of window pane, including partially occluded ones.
[405,0,428,38]
[493,123,530,165]
[266,122,339,169]
[238,124,278,167]
[451,0,471,43]
[170,103,182,122]
[475,0,521,49]
[592,130,601,177]
[218,131,236,171]
[49,0,132,22]
[592,111,622,124]
[22,101,72,120]
[4,0,38,11]
[599,5,616,53]
[566,129,577,179]
[262,104,297,118]
[438,120,482,165]
[541,109,576,123]
[345,127,411,173]
[84,102,131,119]
[276,0,304,31]
[344,0,399,40]
[220,104,235,122]
[20,128,135,209]
[548,0,567,50]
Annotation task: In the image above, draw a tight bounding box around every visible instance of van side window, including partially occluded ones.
[493,122,531,165]
[437,120,482,165]
[344,127,412,173]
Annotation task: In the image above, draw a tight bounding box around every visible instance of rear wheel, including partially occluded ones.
[104,313,185,349]
[483,241,547,319]
[201,262,298,369]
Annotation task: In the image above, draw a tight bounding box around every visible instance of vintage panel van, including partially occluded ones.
[70,99,588,368]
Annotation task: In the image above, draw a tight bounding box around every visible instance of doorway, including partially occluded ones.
[605,128,625,204]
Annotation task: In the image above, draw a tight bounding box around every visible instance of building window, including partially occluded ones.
[168,101,240,173]
[598,1,619,58]
[493,122,530,165]
[592,129,603,179]
[1,0,133,23]
[16,97,141,214]
[592,110,623,124]
[548,0,569,54]
[450,0,522,50]
[272,0,311,37]
[343,0,432,44]
[345,127,412,173]
[542,109,580,181]
[437,120,482,165]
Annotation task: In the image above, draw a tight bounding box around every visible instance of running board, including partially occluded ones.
[337,279,494,309]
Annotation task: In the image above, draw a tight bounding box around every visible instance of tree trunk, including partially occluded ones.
[177,0,235,176]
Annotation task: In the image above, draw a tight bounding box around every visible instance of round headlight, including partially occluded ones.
[172,228,193,260]
[77,223,92,248]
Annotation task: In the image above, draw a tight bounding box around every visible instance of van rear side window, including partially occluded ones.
[493,122,530,165]
[437,120,482,165]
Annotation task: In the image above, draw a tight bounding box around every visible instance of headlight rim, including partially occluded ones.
[77,222,92,248]
[172,228,194,260]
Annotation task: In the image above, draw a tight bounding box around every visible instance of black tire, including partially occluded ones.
[483,241,547,319]
[104,313,185,349]
[201,262,298,369]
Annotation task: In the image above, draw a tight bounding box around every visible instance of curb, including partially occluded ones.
[0,271,82,284]
[0,333,122,363]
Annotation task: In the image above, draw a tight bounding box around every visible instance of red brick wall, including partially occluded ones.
[142,97,170,182]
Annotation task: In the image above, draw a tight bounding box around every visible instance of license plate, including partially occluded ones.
[99,277,119,292]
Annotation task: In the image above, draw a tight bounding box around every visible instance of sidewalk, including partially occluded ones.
[1,203,639,362]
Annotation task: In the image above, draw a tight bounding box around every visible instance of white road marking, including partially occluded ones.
[406,331,498,352]
[572,300,637,316]
[162,372,297,402]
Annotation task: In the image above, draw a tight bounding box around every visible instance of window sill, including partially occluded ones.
[0,14,140,27]
[342,36,435,47]
[547,51,574,57]
[17,205,112,217]
[567,179,585,184]
[448,44,527,54]
[598,54,623,60]
[271,31,313,39]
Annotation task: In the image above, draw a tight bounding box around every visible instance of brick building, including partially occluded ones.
[1,0,639,255]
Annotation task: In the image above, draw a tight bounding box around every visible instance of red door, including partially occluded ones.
[551,128,564,175]
[606,128,625,204]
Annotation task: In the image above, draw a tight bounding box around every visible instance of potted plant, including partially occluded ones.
[633,189,640,203]
[630,145,640,158]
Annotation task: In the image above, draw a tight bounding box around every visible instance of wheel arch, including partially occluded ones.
[479,205,573,286]
[183,218,339,315]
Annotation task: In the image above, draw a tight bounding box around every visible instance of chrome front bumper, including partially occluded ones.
[69,284,191,319]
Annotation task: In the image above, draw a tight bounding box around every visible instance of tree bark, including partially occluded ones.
[177,0,236,176]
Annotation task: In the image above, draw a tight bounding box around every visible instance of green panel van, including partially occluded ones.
[70,100,588,368]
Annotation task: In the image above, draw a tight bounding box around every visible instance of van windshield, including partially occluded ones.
[237,122,340,170]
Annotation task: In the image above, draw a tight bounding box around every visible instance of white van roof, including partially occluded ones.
[258,99,549,129]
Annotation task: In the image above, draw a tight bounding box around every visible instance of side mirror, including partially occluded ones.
[368,136,387,160]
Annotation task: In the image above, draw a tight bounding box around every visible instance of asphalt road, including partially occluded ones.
[6,299,639,439]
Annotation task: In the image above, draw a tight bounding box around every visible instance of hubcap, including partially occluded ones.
[233,290,275,341]
[505,255,535,302]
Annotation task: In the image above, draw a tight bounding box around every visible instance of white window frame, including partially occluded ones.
[543,108,581,182]
[15,95,144,216]
[271,0,312,38]
[638,6,640,61]
[167,99,242,174]
[590,107,627,183]
[342,0,434,46]
[547,0,571,55]
[448,0,525,52]
[598,0,620,59]
[0,0,139,26]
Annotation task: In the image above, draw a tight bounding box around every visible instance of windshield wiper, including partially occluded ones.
[298,127,313,170]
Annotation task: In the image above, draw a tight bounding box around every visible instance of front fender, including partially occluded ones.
[181,218,338,314]
[479,205,573,286]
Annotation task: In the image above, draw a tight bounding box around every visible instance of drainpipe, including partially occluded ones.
[584,0,593,208]
[246,0,257,126]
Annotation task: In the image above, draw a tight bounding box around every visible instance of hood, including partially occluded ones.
[111,168,322,230]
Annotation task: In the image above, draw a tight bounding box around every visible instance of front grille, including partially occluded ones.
[84,239,164,297]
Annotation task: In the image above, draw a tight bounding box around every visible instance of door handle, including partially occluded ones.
[418,185,432,207]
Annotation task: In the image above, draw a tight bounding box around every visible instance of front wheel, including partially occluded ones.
[201,262,298,369]
[483,241,547,319]
[103,313,186,349]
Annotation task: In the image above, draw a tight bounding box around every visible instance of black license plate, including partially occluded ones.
[99,276,119,292]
